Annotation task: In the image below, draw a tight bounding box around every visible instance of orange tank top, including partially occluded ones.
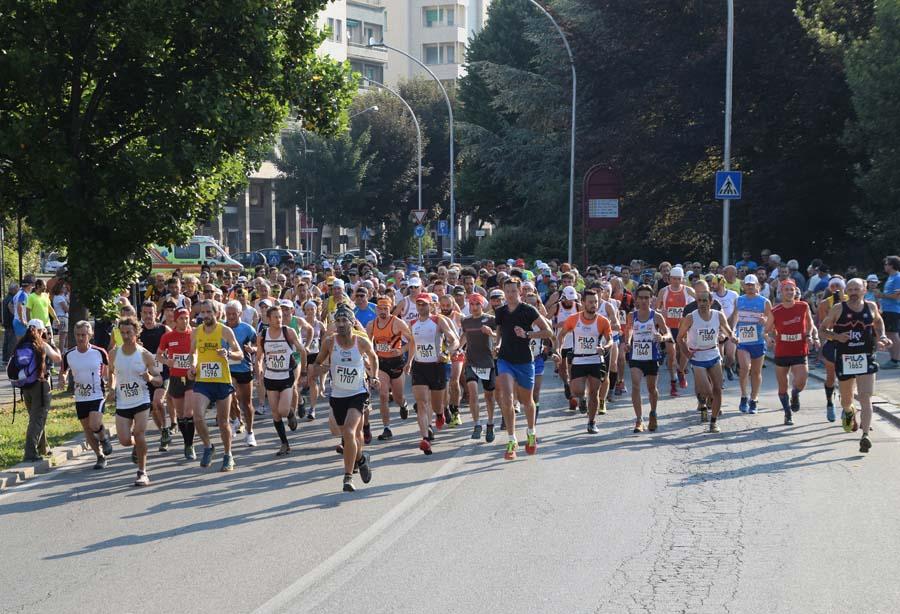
[663,286,690,328]
[372,316,403,358]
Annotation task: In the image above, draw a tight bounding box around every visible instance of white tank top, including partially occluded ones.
[65,346,106,402]
[688,310,721,362]
[330,337,368,398]
[556,303,578,350]
[263,326,294,380]
[302,318,323,354]
[572,315,605,365]
[411,317,441,363]
[403,297,419,324]
[115,347,151,409]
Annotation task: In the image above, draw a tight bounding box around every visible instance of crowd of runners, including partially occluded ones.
[11,250,900,492]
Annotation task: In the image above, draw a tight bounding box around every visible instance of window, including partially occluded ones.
[423,6,460,27]
[249,182,263,207]
[327,17,334,37]
[363,63,383,83]
[204,246,219,260]
[423,43,459,65]
[364,23,382,44]
[347,19,363,44]
[174,244,201,260]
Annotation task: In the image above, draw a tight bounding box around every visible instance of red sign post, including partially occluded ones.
[581,166,623,268]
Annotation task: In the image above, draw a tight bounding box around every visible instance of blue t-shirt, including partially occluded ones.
[735,294,767,346]
[883,272,900,314]
[12,289,27,323]
[354,303,377,327]
[228,322,257,373]
[735,259,758,272]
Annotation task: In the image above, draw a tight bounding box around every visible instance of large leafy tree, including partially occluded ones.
[0,0,356,315]
[843,0,900,256]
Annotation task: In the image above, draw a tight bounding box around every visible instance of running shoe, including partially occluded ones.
[297,398,307,419]
[101,437,113,457]
[93,456,107,470]
[826,401,836,422]
[160,427,172,452]
[841,409,854,433]
[633,420,645,433]
[725,366,734,381]
[134,471,150,487]
[859,434,872,453]
[427,427,435,441]
[307,408,316,421]
[287,409,299,432]
[471,424,483,440]
[377,427,393,441]
[670,381,678,397]
[748,400,758,414]
[700,408,709,423]
[343,475,356,492]
[185,444,197,461]
[413,402,418,414]
[678,371,688,389]
[504,440,518,460]
[335,441,344,455]
[739,397,748,413]
[357,454,372,483]
[525,433,537,455]
[419,438,433,455]
[435,412,446,430]
[615,381,626,396]
[790,390,800,412]
[578,398,587,414]
[587,421,599,434]
[851,408,859,432]
[200,445,215,467]
[246,432,257,447]
[363,422,372,444]
[648,412,658,432]
[709,421,721,433]
[443,407,453,425]
[485,424,495,443]
[450,412,462,427]
[784,413,794,426]
[276,443,291,457]
[597,403,607,416]
[399,403,409,420]
[567,397,578,412]
[131,448,138,464]
[221,454,235,472]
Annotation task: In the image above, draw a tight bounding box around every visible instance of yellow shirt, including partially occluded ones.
[724,279,742,295]
[195,322,231,383]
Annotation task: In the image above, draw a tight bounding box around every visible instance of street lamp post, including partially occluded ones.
[363,78,424,264]
[722,0,735,265]
[366,39,457,264]
[526,0,576,265]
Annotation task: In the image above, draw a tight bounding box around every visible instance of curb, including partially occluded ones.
[765,354,900,430]
[0,425,117,493]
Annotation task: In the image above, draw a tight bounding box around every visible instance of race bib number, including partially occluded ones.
[577,336,596,352]
[697,327,717,347]
[473,367,492,380]
[632,341,653,360]
[334,365,360,391]
[376,342,392,353]
[173,354,192,370]
[841,353,867,375]
[266,354,287,371]
[416,343,435,360]
[199,362,222,380]
[75,383,96,399]
[780,333,802,342]
[118,381,142,399]
[737,325,758,343]
[666,306,684,320]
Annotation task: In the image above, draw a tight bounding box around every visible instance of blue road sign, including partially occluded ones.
[360,227,372,241]
[437,219,450,237]
[414,225,426,239]
[715,171,742,200]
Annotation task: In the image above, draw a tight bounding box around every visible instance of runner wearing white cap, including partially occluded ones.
[731,274,772,414]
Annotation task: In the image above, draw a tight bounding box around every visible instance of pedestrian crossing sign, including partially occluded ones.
[715,171,742,200]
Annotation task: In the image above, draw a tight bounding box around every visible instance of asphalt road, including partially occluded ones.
[3,365,900,614]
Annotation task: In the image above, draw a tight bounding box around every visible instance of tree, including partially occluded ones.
[844,0,900,255]
[0,0,356,315]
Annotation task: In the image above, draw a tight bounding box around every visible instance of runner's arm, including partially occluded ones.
[654,312,671,342]
[818,303,845,342]
[286,327,308,372]
[141,350,163,386]
[805,308,820,348]
[358,337,379,383]
[106,350,117,402]
[870,301,892,350]
[438,316,460,354]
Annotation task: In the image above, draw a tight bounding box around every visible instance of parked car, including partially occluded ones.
[336,249,379,266]
[43,252,67,274]
[258,248,297,267]
[232,251,267,270]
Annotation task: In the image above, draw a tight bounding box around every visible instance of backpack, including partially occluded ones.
[6,344,40,423]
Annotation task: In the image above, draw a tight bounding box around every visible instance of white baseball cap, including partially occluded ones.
[562,287,578,301]
[408,277,422,287]
[332,278,345,289]
[27,319,45,330]
[866,274,879,283]
[743,274,759,285]
[670,266,685,278]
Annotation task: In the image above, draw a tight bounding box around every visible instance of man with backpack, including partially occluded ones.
[9,319,62,462]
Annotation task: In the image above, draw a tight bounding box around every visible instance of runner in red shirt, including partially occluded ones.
[765,280,819,425]
[157,308,196,459]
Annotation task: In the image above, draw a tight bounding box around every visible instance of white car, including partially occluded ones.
[43,253,67,273]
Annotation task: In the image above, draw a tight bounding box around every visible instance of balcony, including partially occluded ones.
[347,42,387,63]
[347,0,382,6]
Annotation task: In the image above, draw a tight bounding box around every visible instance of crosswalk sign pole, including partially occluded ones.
[722,0,734,265]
